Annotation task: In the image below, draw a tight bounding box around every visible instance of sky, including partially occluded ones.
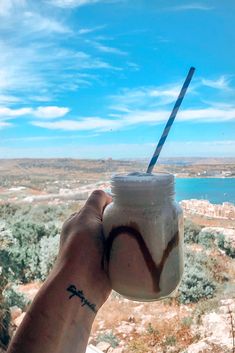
[0,0,235,159]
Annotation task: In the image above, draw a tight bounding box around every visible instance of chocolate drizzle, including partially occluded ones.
[105,224,179,293]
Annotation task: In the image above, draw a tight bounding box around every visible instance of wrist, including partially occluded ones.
[48,257,109,313]
[8,261,96,353]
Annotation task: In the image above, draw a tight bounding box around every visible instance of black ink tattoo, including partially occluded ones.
[66,285,97,313]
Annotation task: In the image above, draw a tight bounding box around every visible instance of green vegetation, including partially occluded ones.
[184,219,202,244]
[164,335,177,346]
[96,330,120,348]
[178,249,216,304]
[0,203,70,283]
[184,219,215,248]
[3,286,29,311]
[0,203,71,347]
[0,221,58,284]
[217,233,235,258]
[178,220,233,304]
[0,204,233,349]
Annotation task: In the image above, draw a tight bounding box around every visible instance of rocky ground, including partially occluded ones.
[9,290,235,353]
[8,243,235,353]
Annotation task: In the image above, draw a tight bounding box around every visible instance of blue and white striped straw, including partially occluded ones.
[147,67,195,174]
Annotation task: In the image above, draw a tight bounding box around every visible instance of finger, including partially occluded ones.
[83,190,112,218]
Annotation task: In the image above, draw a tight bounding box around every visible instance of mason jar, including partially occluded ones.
[103,172,184,301]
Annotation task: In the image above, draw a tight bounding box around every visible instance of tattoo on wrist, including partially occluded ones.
[66,285,97,313]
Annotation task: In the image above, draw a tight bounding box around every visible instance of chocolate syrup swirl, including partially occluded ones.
[105,224,179,293]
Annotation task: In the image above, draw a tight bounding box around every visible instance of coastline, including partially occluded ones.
[180,199,235,229]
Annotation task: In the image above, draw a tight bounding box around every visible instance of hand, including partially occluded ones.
[7,190,113,353]
[57,189,113,309]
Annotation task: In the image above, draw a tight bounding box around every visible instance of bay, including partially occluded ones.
[175,178,235,205]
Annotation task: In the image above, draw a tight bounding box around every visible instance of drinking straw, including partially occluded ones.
[146,67,195,174]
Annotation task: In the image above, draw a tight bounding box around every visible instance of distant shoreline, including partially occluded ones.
[175,176,235,179]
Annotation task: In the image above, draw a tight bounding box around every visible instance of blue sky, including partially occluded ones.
[0,0,235,159]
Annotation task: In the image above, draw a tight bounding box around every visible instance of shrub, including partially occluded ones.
[8,221,59,282]
[8,221,46,282]
[181,316,193,328]
[197,231,215,248]
[0,268,11,349]
[18,204,67,225]
[217,234,235,258]
[0,204,19,219]
[3,285,29,310]
[97,330,120,348]
[178,250,216,304]
[39,234,60,280]
[0,305,10,349]
[184,220,202,244]
[184,220,215,249]
[164,335,177,346]
[0,225,15,282]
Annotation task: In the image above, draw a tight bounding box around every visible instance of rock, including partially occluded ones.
[96,341,111,352]
[133,304,144,314]
[116,322,135,334]
[180,200,235,220]
[86,344,103,353]
[183,340,211,353]
[199,300,235,351]
[97,320,105,329]
[127,315,135,323]
[221,298,235,308]
[201,227,235,249]
[135,325,146,334]
[14,312,26,327]
[10,306,22,321]
[117,340,125,347]
[109,348,124,353]
[163,311,177,319]
[140,314,153,325]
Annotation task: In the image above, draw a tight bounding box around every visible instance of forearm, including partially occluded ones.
[7,261,98,353]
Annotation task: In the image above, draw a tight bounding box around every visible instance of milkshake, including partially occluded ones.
[103,172,184,301]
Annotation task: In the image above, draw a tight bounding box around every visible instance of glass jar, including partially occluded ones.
[103,172,184,301]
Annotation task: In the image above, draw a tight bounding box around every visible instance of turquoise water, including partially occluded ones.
[175,178,235,205]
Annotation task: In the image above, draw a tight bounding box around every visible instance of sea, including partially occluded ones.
[175,178,235,205]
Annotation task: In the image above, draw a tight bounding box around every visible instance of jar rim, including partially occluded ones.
[111,172,174,187]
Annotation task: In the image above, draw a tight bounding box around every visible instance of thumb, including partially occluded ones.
[83,190,112,220]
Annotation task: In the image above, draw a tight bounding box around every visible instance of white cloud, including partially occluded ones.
[48,0,120,8]
[201,76,231,90]
[178,108,235,122]
[0,0,26,16]
[31,117,122,131]
[29,96,53,102]
[0,1,119,99]
[0,107,32,117]
[78,25,106,34]
[23,11,72,34]
[122,107,235,126]
[165,3,213,11]
[0,95,21,104]
[0,41,119,96]
[33,106,70,119]
[0,121,13,129]
[94,43,128,55]
[110,84,185,112]
[0,106,70,120]
[28,105,235,132]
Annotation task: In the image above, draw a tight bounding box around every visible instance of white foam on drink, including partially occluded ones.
[111,172,174,205]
